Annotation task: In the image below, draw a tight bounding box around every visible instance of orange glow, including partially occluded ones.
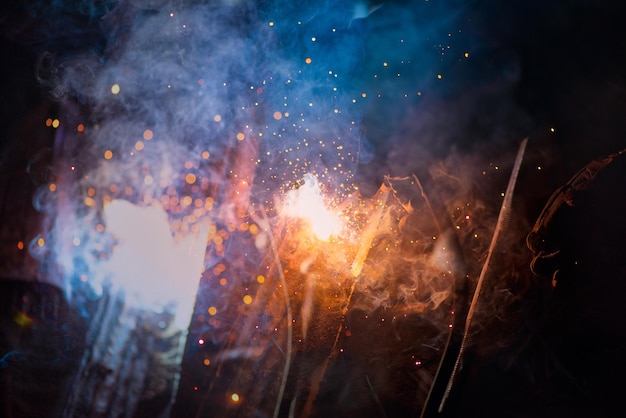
[185,173,197,184]
[248,223,259,235]
[143,129,153,140]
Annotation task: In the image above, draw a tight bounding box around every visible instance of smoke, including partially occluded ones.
[29,0,369,303]
[22,1,543,415]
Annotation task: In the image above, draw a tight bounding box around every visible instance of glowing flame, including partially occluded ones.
[283,174,343,240]
[103,199,208,329]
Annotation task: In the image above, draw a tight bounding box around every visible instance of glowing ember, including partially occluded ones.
[283,173,344,241]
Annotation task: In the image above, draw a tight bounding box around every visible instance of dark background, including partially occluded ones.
[2,1,626,417]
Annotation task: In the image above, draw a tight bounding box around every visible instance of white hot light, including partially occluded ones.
[283,173,343,240]
[103,199,208,329]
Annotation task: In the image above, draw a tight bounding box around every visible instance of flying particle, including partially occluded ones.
[111,84,120,95]
[185,173,197,184]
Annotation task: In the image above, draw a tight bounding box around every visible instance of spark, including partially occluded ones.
[283,174,343,240]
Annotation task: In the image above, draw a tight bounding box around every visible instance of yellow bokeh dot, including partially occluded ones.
[248,224,259,235]
[49,183,57,192]
[143,129,153,140]
[201,150,210,159]
[256,275,265,284]
[305,57,312,64]
[104,150,113,160]
[111,84,120,94]
[243,295,252,305]
[236,132,245,141]
[37,237,45,247]
[213,114,222,122]
[135,141,144,151]
[208,306,217,315]
[231,393,240,402]
[52,119,60,128]
[185,173,197,184]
